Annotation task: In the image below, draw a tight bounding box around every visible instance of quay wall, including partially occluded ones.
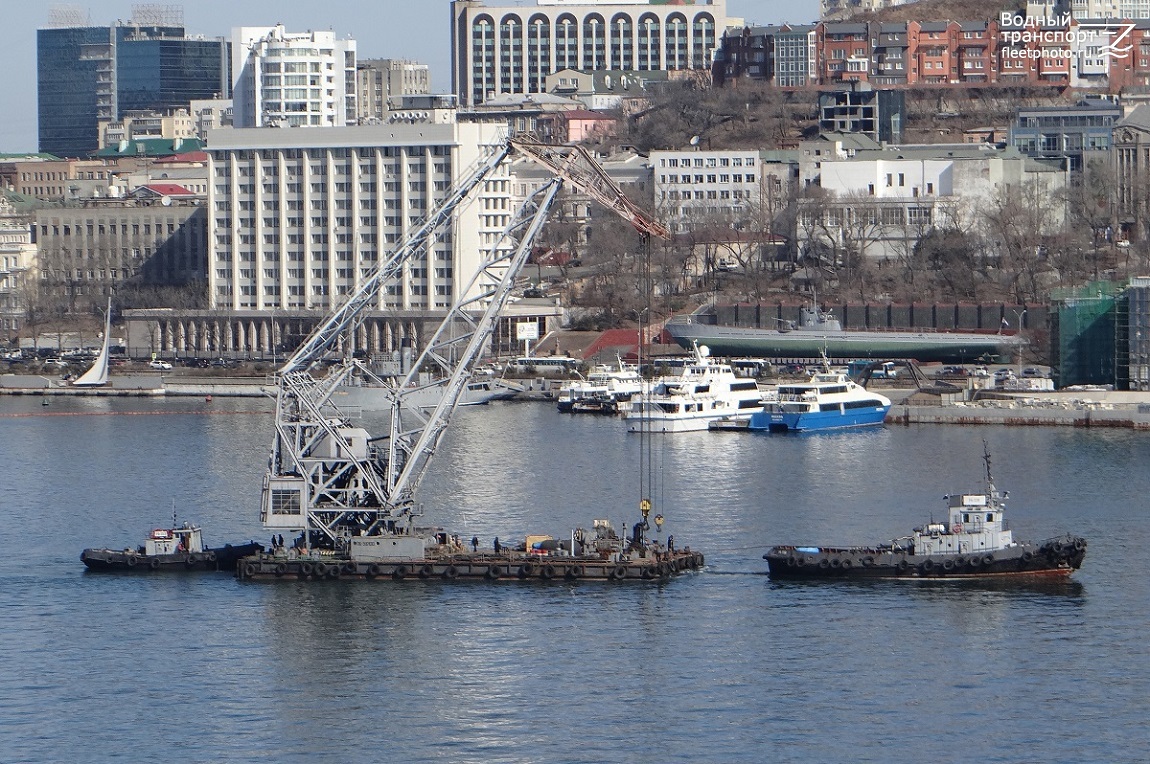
[888,403,1150,429]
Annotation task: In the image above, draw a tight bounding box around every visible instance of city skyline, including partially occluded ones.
[0,0,815,154]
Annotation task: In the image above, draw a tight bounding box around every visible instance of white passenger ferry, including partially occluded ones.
[625,344,764,433]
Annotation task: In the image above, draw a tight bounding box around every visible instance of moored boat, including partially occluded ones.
[763,448,1086,580]
[81,520,263,572]
[556,357,642,413]
[748,368,891,433]
[624,343,764,433]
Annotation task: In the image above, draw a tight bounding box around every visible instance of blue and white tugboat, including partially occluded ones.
[764,447,1086,580]
[748,366,890,433]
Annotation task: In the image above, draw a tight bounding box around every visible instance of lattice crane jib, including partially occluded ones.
[259,136,666,545]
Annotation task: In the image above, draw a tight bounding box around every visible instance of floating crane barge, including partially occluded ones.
[237,137,701,583]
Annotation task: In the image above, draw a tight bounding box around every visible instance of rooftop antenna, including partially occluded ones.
[48,5,90,28]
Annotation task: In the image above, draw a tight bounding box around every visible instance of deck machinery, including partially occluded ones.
[240,137,704,581]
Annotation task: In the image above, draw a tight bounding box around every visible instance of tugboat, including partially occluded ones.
[81,512,263,572]
[763,446,1086,580]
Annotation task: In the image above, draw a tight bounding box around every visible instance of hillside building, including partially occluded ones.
[450,0,726,107]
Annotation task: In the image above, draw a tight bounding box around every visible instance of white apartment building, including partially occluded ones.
[451,0,726,107]
[205,121,511,321]
[801,144,1069,261]
[0,196,35,338]
[652,149,766,231]
[231,25,357,129]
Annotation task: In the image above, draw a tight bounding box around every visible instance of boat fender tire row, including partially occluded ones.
[149,558,161,571]
[861,556,875,568]
[394,565,409,580]
[611,566,627,580]
[299,562,314,577]
[342,563,357,576]
[1074,539,1087,552]
[954,556,966,566]
[818,558,831,570]
[419,564,434,579]
[920,559,935,573]
[942,559,955,571]
[366,564,383,578]
[1021,551,1034,563]
[566,565,584,580]
[126,555,139,568]
[242,562,258,578]
[314,562,329,578]
[840,558,853,570]
[487,565,504,580]
[982,554,994,566]
[785,556,797,568]
[641,566,656,580]
[519,563,536,578]
[830,558,842,569]
[327,565,340,579]
[897,559,910,573]
[541,564,557,580]
[274,563,288,577]
[442,565,458,579]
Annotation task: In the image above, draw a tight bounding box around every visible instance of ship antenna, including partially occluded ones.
[171,498,177,529]
[982,439,996,495]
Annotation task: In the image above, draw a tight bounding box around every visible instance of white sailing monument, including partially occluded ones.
[72,299,112,387]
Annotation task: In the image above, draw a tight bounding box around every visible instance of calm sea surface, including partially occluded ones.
[2,395,1148,763]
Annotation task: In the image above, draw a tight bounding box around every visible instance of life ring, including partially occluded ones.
[442,565,458,579]
[149,558,161,571]
[486,565,503,580]
[394,565,409,580]
[419,564,434,579]
[541,564,557,580]
[611,565,627,580]
[242,562,258,578]
[314,562,329,577]
[952,522,963,533]
[126,555,139,568]
[274,563,288,577]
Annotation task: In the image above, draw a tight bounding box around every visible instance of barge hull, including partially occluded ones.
[236,551,705,582]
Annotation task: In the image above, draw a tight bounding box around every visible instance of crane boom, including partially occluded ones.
[259,135,666,546]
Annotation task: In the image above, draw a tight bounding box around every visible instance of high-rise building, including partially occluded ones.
[205,119,511,315]
[37,11,229,158]
[231,25,357,129]
[357,59,432,124]
[451,0,727,107]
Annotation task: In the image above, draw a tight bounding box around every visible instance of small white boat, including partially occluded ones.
[334,369,521,411]
[556,356,643,414]
[624,344,764,433]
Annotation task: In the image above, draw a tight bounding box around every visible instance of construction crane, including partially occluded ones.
[259,136,667,553]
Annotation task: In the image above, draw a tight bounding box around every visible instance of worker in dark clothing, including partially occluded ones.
[471,536,479,553]
[494,537,501,555]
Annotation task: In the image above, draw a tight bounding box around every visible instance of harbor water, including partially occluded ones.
[2,396,1148,763]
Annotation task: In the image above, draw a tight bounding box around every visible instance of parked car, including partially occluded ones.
[43,358,69,368]
[1021,367,1046,378]
[993,368,1015,382]
[148,359,173,370]
[936,365,967,377]
[971,366,990,378]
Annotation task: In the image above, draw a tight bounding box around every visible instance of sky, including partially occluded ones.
[0,0,819,153]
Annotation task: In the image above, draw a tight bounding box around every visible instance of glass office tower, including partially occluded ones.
[38,23,229,158]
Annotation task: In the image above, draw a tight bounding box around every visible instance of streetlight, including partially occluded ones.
[1014,308,1027,379]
